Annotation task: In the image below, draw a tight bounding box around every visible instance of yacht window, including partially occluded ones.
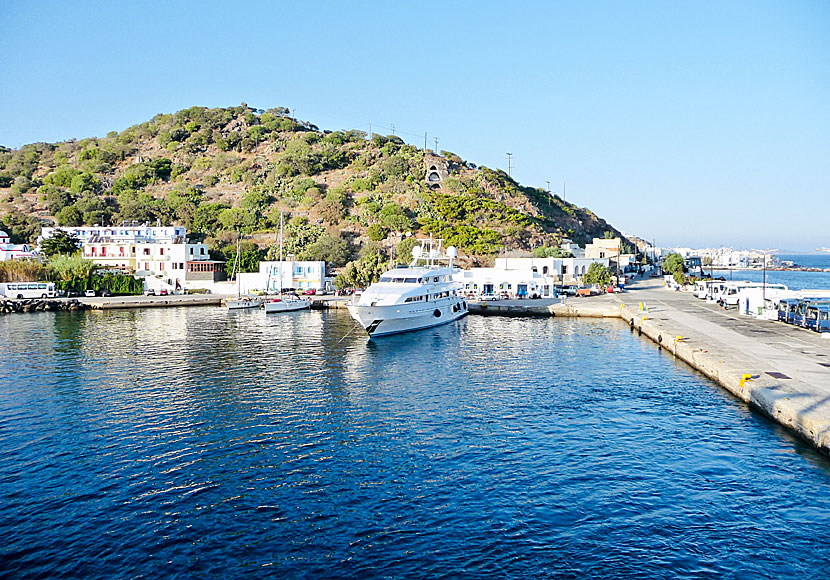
[433,277,438,282]
[380,277,392,282]
[404,278,416,283]
[393,278,405,283]
[422,279,429,284]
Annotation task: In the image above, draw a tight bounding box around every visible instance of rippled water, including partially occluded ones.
[2,307,829,579]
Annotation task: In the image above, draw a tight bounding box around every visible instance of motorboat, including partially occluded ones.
[225,296,263,310]
[346,239,468,338]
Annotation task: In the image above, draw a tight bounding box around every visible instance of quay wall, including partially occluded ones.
[468,297,830,457]
[83,295,224,309]
[619,304,830,457]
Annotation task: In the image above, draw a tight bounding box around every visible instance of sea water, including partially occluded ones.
[2,308,829,579]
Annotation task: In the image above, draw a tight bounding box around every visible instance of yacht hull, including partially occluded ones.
[346,298,468,337]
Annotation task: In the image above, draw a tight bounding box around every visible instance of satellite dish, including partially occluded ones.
[446,246,457,258]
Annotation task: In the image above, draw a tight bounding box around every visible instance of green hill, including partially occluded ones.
[0,104,627,268]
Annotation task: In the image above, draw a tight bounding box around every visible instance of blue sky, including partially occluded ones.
[1,1,828,251]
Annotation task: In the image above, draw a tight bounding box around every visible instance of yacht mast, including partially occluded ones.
[279,212,284,295]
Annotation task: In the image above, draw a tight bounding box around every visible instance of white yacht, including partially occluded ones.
[346,240,468,338]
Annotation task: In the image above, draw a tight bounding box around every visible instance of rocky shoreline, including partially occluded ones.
[0,298,90,314]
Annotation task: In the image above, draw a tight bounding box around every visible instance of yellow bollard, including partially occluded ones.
[739,373,753,388]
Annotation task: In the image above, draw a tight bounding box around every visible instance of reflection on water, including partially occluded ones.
[1,307,829,579]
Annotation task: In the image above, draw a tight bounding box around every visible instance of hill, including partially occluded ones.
[0,104,628,268]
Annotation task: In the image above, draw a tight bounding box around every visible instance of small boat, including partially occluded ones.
[346,238,468,338]
[226,296,263,310]
[263,211,311,314]
[264,295,311,313]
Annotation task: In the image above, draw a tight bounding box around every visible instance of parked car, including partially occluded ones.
[102,290,112,297]
[67,290,79,297]
[304,289,317,295]
[159,289,169,296]
[84,289,96,297]
[144,289,156,296]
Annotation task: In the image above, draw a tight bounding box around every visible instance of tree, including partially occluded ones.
[335,249,388,289]
[300,234,350,266]
[47,254,94,281]
[396,236,419,264]
[367,223,388,241]
[663,253,685,275]
[41,230,82,257]
[56,205,84,227]
[583,262,613,287]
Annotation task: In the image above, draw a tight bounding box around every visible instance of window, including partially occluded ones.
[189,247,194,255]
[200,248,205,255]
[143,248,150,255]
[543,266,549,275]
[159,248,164,256]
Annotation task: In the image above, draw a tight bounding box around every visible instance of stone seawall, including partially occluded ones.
[1,298,90,314]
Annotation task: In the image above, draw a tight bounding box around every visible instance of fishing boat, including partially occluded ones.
[264,212,311,314]
[346,238,468,338]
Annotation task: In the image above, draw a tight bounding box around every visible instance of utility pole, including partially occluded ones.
[424,132,428,151]
[390,123,395,136]
[434,137,439,153]
[546,180,551,193]
[369,123,372,140]
[506,153,513,178]
[563,179,566,202]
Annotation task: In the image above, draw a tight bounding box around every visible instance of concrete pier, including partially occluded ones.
[81,294,224,309]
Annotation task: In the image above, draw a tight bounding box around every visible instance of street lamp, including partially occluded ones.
[752,248,778,302]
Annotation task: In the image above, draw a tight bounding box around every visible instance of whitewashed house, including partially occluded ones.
[237,260,331,294]
[0,230,35,261]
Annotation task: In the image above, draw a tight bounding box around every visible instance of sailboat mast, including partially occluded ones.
[279,212,284,295]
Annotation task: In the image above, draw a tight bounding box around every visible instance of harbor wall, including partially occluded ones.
[468,295,830,457]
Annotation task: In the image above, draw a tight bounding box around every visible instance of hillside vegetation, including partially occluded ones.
[0,104,625,268]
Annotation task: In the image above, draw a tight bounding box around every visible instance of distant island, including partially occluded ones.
[0,104,629,273]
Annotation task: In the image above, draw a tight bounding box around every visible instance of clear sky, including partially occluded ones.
[1,1,828,251]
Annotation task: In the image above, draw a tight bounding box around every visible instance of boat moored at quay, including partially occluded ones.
[347,239,468,338]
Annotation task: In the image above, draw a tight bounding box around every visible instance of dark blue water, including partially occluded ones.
[780,254,830,270]
[711,254,830,291]
[2,308,830,579]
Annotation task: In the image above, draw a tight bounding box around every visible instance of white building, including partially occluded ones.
[0,230,35,261]
[236,260,331,294]
[494,256,611,282]
[39,225,225,290]
[455,254,615,299]
[39,225,188,245]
